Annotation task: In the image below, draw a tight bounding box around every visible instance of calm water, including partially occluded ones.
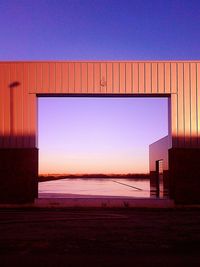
[39,178,150,198]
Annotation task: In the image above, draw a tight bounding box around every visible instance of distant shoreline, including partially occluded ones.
[38,174,150,182]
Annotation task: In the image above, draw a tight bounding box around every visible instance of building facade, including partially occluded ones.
[0,61,200,203]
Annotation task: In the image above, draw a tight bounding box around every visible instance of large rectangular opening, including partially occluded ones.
[38,96,169,199]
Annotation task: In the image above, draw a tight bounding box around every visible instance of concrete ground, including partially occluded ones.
[0,208,200,267]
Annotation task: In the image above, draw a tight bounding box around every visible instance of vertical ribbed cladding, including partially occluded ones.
[132,63,139,93]
[87,63,94,93]
[164,63,171,93]
[35,62,43,93]
[170,63,178,147]
[23,63,30,147]
[184,63,191,147]
[42,62,50,93]
[74,62,81,93]
[81,62,87,93]
[138,63,145,93]
[190,63,198,147]
[157,63,164,93]
[118,62,125,93]
[68,62,74,93]
[5,64,10,147]
[24,62,37,148]
[113,63,119,93]
[15,63,23,147]
[0,61,200,149]
[0,64,5,147]
[197,63,200,147]
[55,62,62,93]
[100,63,107,93]
[177,62,184,147]
[61,62,69,93]
[9,63,17,147]
[49,62,56,93]
[145,63,151,93]
[151,62,158,93]
[106,62,112,93]
[28,62,37,147]
[125,63,132,93]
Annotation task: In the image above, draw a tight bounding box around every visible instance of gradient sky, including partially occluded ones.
[38,97,168,174]
[0,0,200,174]
[0,0,200,60]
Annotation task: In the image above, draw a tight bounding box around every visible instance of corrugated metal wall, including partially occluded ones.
[0,61,200,148]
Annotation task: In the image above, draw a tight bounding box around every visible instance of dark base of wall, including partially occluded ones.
[0,148,38,204]
[169,148,200,204]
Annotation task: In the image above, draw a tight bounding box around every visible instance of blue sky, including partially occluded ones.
[0,0,199,173]
[0,0,200,60]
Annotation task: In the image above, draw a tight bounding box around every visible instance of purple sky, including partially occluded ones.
[0,0,199,174]
[38,97,168,174]
[0,0,200,60]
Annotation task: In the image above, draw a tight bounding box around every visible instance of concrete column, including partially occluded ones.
[169,148,200,204]
[0,148,38,203]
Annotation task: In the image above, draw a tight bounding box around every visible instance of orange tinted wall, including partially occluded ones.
[0,61,200,148]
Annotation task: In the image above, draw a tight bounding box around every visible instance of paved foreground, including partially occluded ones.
[0,208,200,266]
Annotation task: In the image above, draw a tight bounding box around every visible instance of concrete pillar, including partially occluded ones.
[0,148,38,203]
[169,148,200,204]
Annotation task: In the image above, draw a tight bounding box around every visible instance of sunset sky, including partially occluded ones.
[38,97,168,174]
[0,0,200,174]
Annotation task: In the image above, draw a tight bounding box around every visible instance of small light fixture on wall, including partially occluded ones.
[100,77,107,87]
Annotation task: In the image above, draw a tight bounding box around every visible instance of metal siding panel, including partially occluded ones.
[23,63,30,147]
[119,62,125,93]
[81,63,87,93]
[138,63,145,93]
[55,63,62,93]
[113,63,119,93]
[16,63,24,147]
[49,63,56,93]
[168,97,172,148]
[171,94,178,147]
[2,64,10,147]
[36,63,43,93]
[4,64,9,147]
[29,94,36,147]
[183,63,191,147]
[100,63,107,93]
[190,63,198,147]
[197,63,200,146]
[35,97,38,147]
[61,63,69,93]
[152,63,158,93]
[165,63,171,93]
[94,63,100,93]
[88,63,94,93]
[106,62,113,93]
[68,62,75,93]
[29,63,36,94]
[42,63,50,93]
[9,63,17,147]
[132,63,139,93]
[1,60,200,150]
[125,63,132,93]
[177,63,185,147]
[158,63,164,93]
[74,63,81,93]
[0,64,5,147]
[145,63,151,93]
[171,63,177,93]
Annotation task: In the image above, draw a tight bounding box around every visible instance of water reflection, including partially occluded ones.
[39,178,150,198]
